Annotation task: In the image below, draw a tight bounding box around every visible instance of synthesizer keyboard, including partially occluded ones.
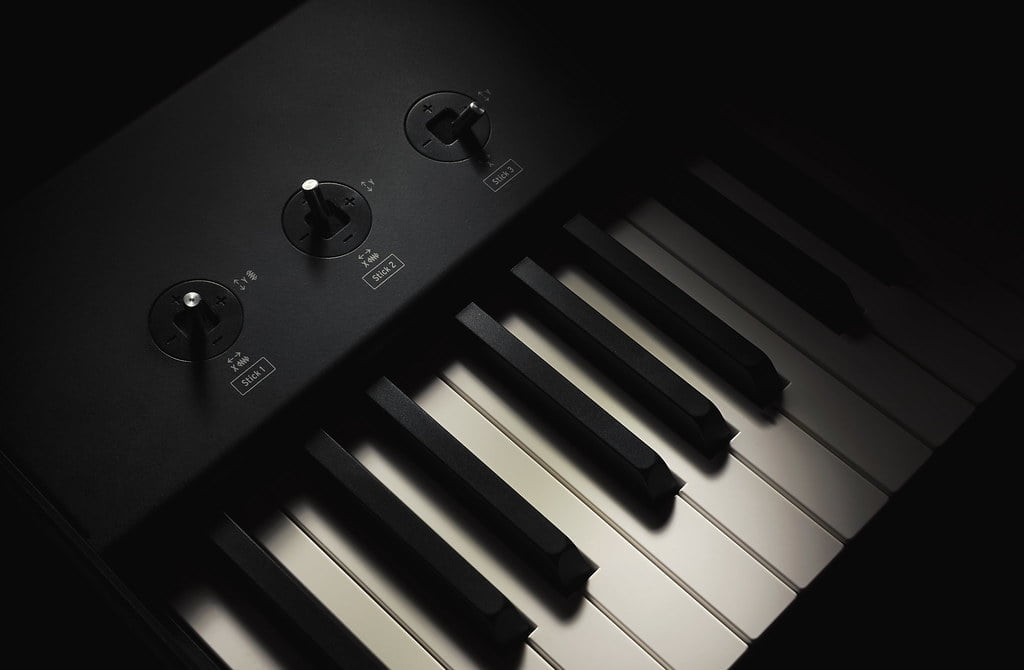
[2,2,1020,668]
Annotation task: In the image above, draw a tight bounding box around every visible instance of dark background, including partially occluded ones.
[2,2,1019,667]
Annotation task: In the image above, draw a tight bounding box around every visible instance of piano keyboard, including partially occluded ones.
[166,138,1019,668]
[4,4,1020,667]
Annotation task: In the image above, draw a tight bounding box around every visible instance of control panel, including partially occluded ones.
[0,0,613,549]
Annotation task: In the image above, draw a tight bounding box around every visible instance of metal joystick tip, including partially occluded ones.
[183,291,202,308]
[450,101,486,138]
[301,178,333,232]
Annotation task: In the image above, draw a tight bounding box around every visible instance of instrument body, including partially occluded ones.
[1,2,1018,668]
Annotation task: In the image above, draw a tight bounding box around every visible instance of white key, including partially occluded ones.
[411,378,747,669]
[556,250,931,493]
[435,347,795,640]
[501,309,887,540]
[250,510,444,670]
[689,158,1014,402]
[172,581,306,669]
[619,198,974,446]
[280,490,556,670]
[446,327,838,590]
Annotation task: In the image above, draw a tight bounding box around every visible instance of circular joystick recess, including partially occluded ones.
[406,91,491,162]
[282,180,372,258]
[149,279,243,361]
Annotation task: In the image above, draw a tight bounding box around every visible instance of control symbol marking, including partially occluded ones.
[358,249,381,267]
[228,352,251,372]
[232,270,259,292]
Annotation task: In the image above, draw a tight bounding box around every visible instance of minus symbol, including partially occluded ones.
[422,138,433,147]
[343,233,354,242]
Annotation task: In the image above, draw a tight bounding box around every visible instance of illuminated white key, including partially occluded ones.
[620,197,973,446]
[173,581,306,669]
[250,510,443,670]
[690,157,1013,402]
[280,450,647,670]
[571,221,930,492]
[502,309,886,540]
[411,379,746,669]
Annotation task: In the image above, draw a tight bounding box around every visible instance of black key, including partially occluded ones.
[563,215,785,406]
[700,115,914,286]
[510,258,734,457]
[367,376,594,593]
[454,302,680,502]
[208,513,386,670]
[305,430,534,646]
[652,169,865,333]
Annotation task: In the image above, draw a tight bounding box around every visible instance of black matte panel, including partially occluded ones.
[510,258,734,457]
[304,430,533,646]
[563,215,785,406]
[699,116,914,286]
[653,169,865,333]
[367,377,594,593]
[208,513,386,670]
[454,303,680,501]
[0,0,612,549]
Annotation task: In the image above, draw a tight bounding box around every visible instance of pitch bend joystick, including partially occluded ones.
[149,280,243,361]
[282,178,373,258]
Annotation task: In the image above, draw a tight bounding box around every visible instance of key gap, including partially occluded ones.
[524,637,563,670]
[725,448,847,543]
[776,405,897,495]
[583,593,673,670]
[677,491,800,592]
